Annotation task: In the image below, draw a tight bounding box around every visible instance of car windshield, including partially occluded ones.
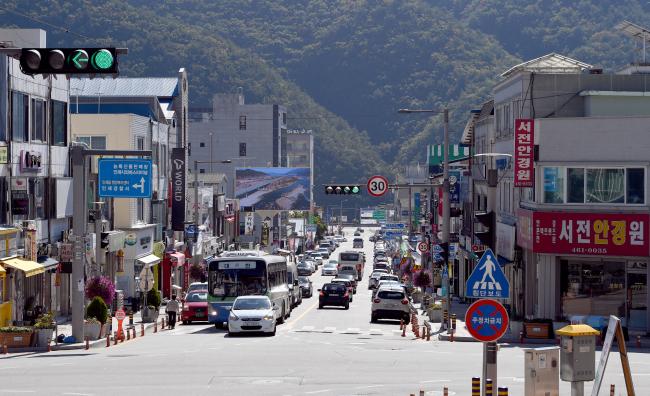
[233,298,271,310]
[339,274,354,280]
[378,290,404,299]
[380,275,398,281]
[324,263,337,268]
[185,292,207,302]
[298,276,309,283]
[323,284,345,292]
[340,253,360,261]
[208,260,267,297]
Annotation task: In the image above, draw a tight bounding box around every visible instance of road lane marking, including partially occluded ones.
[419,379,451,384]
[62,393,94,396]
[354,385,384,389]
[304,390,330,395]
[0,391,36,394]
[295,326,315,332]
[322,327,335,333]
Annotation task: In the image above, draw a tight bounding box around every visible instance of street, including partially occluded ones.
[1,228,648,395]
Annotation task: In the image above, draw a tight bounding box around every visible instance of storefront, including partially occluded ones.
[117,225,156,299]
[162,251,185,298]
[518,209,650,332]
[0,227,19,326]
[0,257,45,325]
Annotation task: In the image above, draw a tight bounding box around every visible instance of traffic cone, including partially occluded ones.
[610,384,615,396]
[106,334,110,348]
[85,337,89,350]
[141,324,145,337]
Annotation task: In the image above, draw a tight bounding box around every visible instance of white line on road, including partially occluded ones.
[62,393,94,396]
[0,391,36,394]
[354,385,384,389]
[304,390,330,395]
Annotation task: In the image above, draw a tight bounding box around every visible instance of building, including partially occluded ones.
[461,53,650,333]
[0,29,72,326]
[70,74,189,300]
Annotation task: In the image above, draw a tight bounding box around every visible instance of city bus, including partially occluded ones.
[338,250,365,281]
[207,252,291,328]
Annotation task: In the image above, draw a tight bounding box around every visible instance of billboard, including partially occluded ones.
[514,119,534,187]
[235,167,310,211]
[170,148,186,231]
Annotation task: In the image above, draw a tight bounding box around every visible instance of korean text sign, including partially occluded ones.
[520,210,649,257]
[514,119,534,187]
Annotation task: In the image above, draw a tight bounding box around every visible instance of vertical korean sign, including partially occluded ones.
[171,148,186,231]
[514,119,534,187]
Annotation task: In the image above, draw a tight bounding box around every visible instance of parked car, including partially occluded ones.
[371,286,410,324]
[319,283,350,309]
[298,276,313,298]
[228,296,278,336]
[181,290,208,324]
[321,262,338,276]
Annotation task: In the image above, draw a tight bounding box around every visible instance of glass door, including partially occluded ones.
[627,261,647,330]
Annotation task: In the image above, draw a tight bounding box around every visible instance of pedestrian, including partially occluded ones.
[166,294,180,329]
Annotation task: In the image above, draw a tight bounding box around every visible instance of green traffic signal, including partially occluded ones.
[20,48,119,75]
[351,186,360,194]
[91,49,114,70]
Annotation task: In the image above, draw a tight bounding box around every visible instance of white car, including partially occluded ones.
[321,262,338,276]
[228,296,278,336]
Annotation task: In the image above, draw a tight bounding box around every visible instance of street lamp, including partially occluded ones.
[193,159,232,263]
[398,106,451,331]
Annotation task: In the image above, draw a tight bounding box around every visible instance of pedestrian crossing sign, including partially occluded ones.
[465,249,510,299]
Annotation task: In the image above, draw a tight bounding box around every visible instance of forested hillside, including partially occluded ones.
[1,0,646,204]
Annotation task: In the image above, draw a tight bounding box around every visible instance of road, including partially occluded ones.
[1,227,649,395]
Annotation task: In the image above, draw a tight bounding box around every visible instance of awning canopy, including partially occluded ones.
[0,265,5,277]
[1,257,45,277]
[169,252,185,267]
[136,254,161,267]
[38,257,60,271]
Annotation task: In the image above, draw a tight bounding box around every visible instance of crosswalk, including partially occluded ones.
[291,326,405,337]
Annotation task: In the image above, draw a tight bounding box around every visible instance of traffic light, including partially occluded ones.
[324,185,361,195]
[474,211,495,249]
[20,48,119,75]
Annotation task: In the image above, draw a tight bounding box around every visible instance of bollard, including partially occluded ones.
[85,337,89,350]
[471,377,481,396]
[113,331,118,345]
[498,387,508,396]
[132,327,136,339]
[610,384,615,396]
[141,323,145,337]
[47,340,51,352]
[451,313,457,330]
[162,317,165,329]
[443,309,448,329]
[154,321,158,333]
[486,378,493,396]
[419,390,425,396]
[450,330,454,342]
[128,312,134,326]
[637,335,641,348]
[426,326,431,341]
[126,328,131,341]
[106,334,110,348]
[421,326,426,339]
[443,386,448,396]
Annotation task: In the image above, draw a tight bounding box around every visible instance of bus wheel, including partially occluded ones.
[278,307,286,324]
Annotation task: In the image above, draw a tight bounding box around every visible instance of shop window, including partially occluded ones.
[567,168,585,203]
[31,98,46,142]
[137,136,145,151]
[587,168,624,204]
[239,115,246,130]
[627,168,645,204]
[29,178,46,220]
[51,100,67,146]
[543,167,564,203]
[11,91,29,142]
[239,142,247,157]
[0,177,7,224]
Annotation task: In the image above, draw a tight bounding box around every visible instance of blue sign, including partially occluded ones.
[432,244,443,253]
[306,225,317,232]
[432,253,443,262]
[98,159,152,198]
[449,170,461,204]
[465,299,509,342]
[385,231,403,239]
[384,223,405,229]
[465,249,510,299]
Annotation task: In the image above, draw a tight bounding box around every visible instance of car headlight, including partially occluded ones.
[211,310,217,316]
[229,312,240,320]
[263,313,274,320]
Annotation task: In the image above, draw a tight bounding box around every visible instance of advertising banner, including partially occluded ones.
[449,170,461,204]
[514,119,534,187]
[244,212,254,235]
[517,209,649,257]
[236,167,310,211]
[171,148,186,231]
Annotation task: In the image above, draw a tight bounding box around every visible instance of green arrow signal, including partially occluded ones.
[70,50,89,69]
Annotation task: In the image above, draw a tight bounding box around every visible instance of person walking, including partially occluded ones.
[166,295,181,329]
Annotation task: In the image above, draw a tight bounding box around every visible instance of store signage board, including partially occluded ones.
[465,299,509,342]
[591,315,635,396]
[384,223,405,229]
[171,148,186,231]
[514,118,534,187]
[517,209,649,257]
[0,146,7,164]
[465,249,510,299]
[98,159,152,198]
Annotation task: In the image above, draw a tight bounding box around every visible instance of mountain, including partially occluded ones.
[1,0,647,206]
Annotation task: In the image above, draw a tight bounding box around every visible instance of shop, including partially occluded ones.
[518,209,650,332]
[1,257,45,325]
[162,251,185,298]
[117,224,156,299]
[0,227,20,326]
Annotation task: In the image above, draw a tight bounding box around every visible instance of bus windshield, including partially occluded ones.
[208,261,267,298]
[340,253,360,261]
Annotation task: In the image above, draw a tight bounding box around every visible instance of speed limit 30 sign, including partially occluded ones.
[367,175,389,197]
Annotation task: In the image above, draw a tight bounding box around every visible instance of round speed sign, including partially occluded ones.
[115,309,126,321]
[367,175,389,197]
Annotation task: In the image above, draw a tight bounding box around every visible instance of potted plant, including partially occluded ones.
[34,312,56,347]
[85,296,108,340]
[0,326,33,348]
[427,302,443,322]
[142,288,161,323]
[85,276,115,307]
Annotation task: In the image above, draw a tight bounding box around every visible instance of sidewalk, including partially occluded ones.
[1,306,169,354]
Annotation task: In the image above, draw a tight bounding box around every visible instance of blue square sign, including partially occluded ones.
[98,159,152,198]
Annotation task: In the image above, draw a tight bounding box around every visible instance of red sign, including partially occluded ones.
[115,309,126,321]
[367,175,389,197]
[517,209,650,257]
[417,242,429,253]
[465,299,509,342]
[514,119,534,187]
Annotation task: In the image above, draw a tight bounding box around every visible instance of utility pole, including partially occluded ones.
[442,108,451,332]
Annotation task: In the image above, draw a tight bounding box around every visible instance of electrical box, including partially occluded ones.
[524,346,559,396]
[556,324,600,382]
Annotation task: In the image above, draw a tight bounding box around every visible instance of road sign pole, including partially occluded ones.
[483,341,498,395]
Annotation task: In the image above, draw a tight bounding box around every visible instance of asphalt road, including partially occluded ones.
[1,227,649,395]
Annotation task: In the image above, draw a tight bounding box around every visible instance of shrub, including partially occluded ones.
[85,296,109,324]
[413,271,432,288]
[146,288,162,309]
[189,263,206,282]
[0,326,32,333]
[85,276,115,306]
[34,312,56,329]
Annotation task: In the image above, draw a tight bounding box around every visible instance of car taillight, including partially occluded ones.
[401,299,409,305]
[319,291,325,297]
[344,292,349,297]
[373,298,381,303]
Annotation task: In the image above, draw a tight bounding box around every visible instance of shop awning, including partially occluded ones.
[0,265,5,277]
[136,254,161,268]
[38,257,60,271]
[169,252,185,267]
[1,257,45,277]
